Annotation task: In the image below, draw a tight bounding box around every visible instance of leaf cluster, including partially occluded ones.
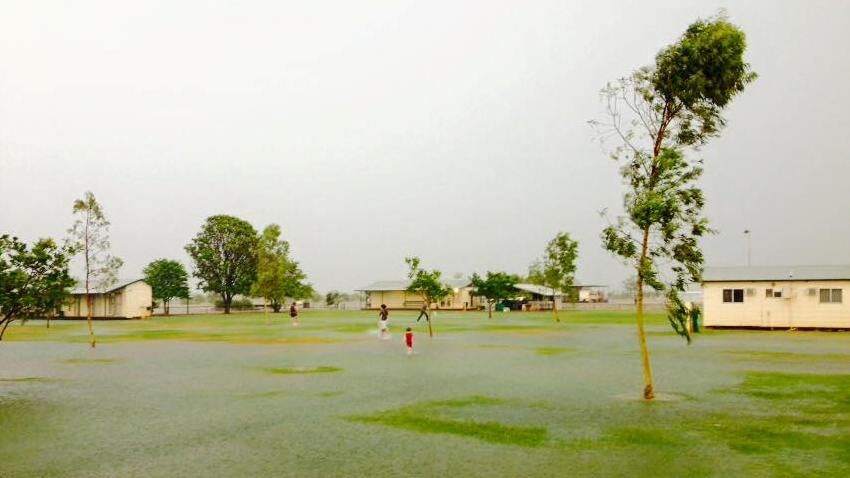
[405,256,452,306]
[143,259,190,305]
[1,235,75,339]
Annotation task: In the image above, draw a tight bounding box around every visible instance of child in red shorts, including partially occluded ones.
[405,327,414,355]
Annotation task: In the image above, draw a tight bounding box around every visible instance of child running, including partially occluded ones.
[289,302,299,326]
[378,304,389,339]
[405,327,414,355]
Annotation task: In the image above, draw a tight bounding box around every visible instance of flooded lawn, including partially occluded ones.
[2,311,849,477]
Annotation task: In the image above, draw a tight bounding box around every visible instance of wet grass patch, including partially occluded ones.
[61,358,119,365]
[535,347,575,356]
[261,366,342,375]
[722,350,850,364]
[347,395,548,447]
[0,377,57,383]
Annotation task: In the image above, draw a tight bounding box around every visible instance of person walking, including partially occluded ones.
[416,303,429,323]
[378,304,389,339]
[405,327,414,355]
[290,302,300,327]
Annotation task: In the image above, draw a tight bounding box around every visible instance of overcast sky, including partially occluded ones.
[1,1,849,293]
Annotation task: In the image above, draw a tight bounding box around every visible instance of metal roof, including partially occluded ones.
[357,279,471,292]
[703,266,850,282]
[70,279,147,295]
[513,283,564,297]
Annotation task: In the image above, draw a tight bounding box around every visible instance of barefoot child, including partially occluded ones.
[378,304,389,339]
[290,302,299,326]
[405,327,414,355]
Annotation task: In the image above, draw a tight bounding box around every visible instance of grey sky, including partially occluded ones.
[2,1,849,293]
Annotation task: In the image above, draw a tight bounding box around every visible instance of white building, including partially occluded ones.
[703,266,849,329]
[358,279,477,310]
[61,279,153,319]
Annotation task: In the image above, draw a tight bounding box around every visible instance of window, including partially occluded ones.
[766,288,782,298]
[820,288,843,304]
[765,288,772,298]
[723,289,744,303]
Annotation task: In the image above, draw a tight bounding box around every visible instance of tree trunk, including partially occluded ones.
[426,301,433,338]
[552,296,560,322]
[86,293,96,348]
[164,300,170,316]
[0,318,12,341]
[223,295,231,314]
[488,302,492,319]
[636,229,655,400]
[85,211,96,348]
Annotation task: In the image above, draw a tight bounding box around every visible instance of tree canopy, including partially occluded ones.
[471,271,519,318]
[1,235,75,341]
[143,259,190,315]
[68,191,123,347]
[251,224,313,312]
[405,256,451,337]
[185,215,259,314]
[594,14,756,399]
[529,232,579,322]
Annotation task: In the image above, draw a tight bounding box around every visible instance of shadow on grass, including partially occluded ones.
[346,395,548,447]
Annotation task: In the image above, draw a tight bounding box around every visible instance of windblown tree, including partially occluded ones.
[325,291,342,307]
[143,259,190,315]
[250,224,312,312]
[470,271,519,319]
[68,191,123,348]
[405,256,451,338]
[528,232,579,322]
[593,15,756,399]
[0,235,75,341]
[185,215,259,314]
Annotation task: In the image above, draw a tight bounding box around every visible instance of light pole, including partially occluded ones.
[743,230,751,266]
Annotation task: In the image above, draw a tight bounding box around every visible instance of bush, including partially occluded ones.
[214,298,255,310]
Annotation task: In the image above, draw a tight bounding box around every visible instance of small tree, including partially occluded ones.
[593,14,756,399]
[529,233,579,322]
[250,224,312,312]
[68,191,123,348]
[0,236,75,341]
[470,272,519,318]
[325,291,342,307]
[185,215,259,314]
[405,256,451,338]
[143,259,190,315]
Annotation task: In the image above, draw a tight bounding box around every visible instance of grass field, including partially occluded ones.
[2,310,849,477]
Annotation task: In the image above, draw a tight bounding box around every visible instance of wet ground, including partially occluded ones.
[2,311,849,477]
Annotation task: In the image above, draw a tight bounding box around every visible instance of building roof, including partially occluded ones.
[70,279,148,295]
[513,283,564,297]
[358,279,471,292]
[703,266,850,283]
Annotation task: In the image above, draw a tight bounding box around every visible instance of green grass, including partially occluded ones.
[261,366,342,375]
[3,310,850,477]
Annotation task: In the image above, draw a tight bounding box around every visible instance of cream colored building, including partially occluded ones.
[62,279,153,319]
[358,279,478,310]
[703,266,849,329]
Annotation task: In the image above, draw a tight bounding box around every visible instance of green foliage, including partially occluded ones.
[213,297,254,310]
[404,256,452,308]
[68,191,124,293]
[543,233,579,299]
[325,290,342,306]
[143,259,189,315]
[251,224,313,312]
[471,271,519,317]
[185,215,259,314]
[595,14,755,341]
[0,235,75,340]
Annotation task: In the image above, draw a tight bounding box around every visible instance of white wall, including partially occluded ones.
[704,280,849,328]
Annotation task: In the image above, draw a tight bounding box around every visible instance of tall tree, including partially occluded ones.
[250,224,312,312]
[68,191,123,348]
[529,233,579,322]
[0,236,75,341]
[325,291,342,307]
[405,256,451,338]
[470,271,519,319]
[185,215,259,314]
[593,15,756,399]
[143,259,190,315]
